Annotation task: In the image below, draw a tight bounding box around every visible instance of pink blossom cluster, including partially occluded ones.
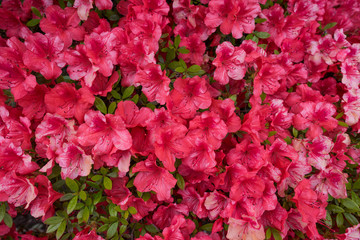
[0,0,360,239]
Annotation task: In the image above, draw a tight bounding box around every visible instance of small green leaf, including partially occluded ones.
[255,18,267,23]
[251,35,259,43]
[161,33,169,38]
[60,233,71,240]
[166,49,176,62]
[344,212,359,225]
[93,191,103,205]
[245,34,254,40]
[265,228,271,239]
[119,224,127,234]
[58,0,66,9]
[97,224,109,232]
[56,220,67,239]
[44,216,65,225]
[174,35,181,48]
[145,224,159,233]
[67,195,78,214]
[65,178,79,192]
[175,67,185,73]
[353,179,360,190]
[176,173,185,190]
[274,49,280,55]
[107,222,119,239]
[272,229,282,240]
[323,22,337,30]
[187,65,202,73]
[91,175,103,182]
[338,121,349,127]
[142,192,151,201]
[352,191,360,206]
[168,61,180,69]
[0,204,6,223]
[79,191,87,201]
[268,131,277,137]
[336,213,344,227]
[111,90,121,99]
[31,7,42,18]
[60,193,74,201]
[254,32,271,39]
[104,177,113,190]
[327,204,345,213]
[292,128,298,138]
[83,207,90,223]
[341,198,360,211]
[3,213,12,228]
[258,44,267,49]
[95,97,107,114]
[128,206,137,215]
[199,223,213,232]
[123,86,135,99]
[335,112,344,119]
[178,47,190,54]
[47,222,62,233]
[108,102,117,114]
[131,94,139,104]
[179,59,187,69]
[284,136,292,144]
[26,18,40,27]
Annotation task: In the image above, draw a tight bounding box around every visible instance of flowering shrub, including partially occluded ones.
[1,0,360,239]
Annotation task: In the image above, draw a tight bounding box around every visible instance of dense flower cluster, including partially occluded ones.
[0,0,360,239]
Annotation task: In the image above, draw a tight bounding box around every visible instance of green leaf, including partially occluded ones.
[341,198,360,211]
[272,229,282,240]
[56,220,67,239]
[251,35,259,43]
[0,204,6,223]
[254,32,271,39]
[344,212,359,225]
[26,18,40,27]
[145,224,159,233]
[166,49,176,62]
[60,233,71,240]
[323,22,337,30]
[336,213,344,227]
[353,179,360,190]
[174,35,181,48]
[175,67,185,73]
[265,228,271,239]
[107,222,119,239]
[67,195,78,214]
[245,34,254,40]
[128,206,137,215]
[292,128,298,138]
[3,213,12,228]
[108,102,117,114]
[58,0,66,9]
[123,86,135,99]
[91,175,103,182]
[168,61,180,69]
[131,94,139,104]
[83,207,90,223]
[255,18,267,23]
[178,47,189,54]
[44,216,65,225]
[142,192,151,201]
[119,224,127,234]
[274,49,280,55]
[284,136,292,144]
[31,7,42,18]
[79,191,87,201]
[65,178,79,192]
[179,59,187,69]
[199,223,213,232]
[111,90,121,99]
[338,121,349,127]
[60,193,74,201]
[352,191,360,206]
[258,44,267,49]
[187,65,202,73]
[95,97,107,114]
[161,33,169,38]
[47,222,62,233]
[335,112,344,119]
[268,131,277,137]
[93,191,103,205]
[104,176,113,190]
[327,204,345,213]
[176,173,185,190]
[98,224,109,232]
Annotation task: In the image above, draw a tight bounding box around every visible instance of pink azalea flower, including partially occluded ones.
[212,41,246,85]
[132,155,177,202]
[77,110,132,156]
[226,216,265,240]
[134,63,170,105]
[40,6,85,48]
